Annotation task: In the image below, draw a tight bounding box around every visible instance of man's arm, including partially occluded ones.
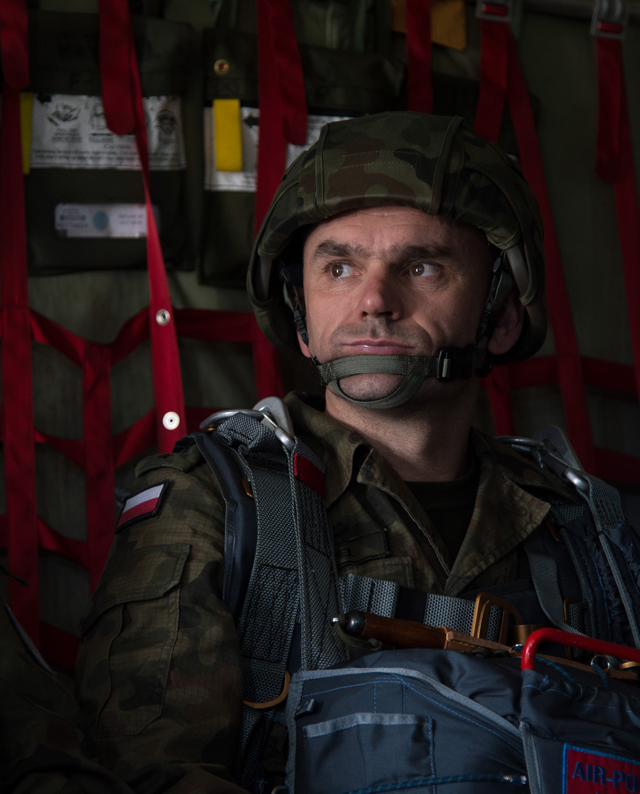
[75,441,247,793]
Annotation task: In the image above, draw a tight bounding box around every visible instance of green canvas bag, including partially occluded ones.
[25,10,196,275]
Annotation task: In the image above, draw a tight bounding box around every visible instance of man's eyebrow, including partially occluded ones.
[309,240,369,262]
[309,240,456,263]
[390,243,456,261]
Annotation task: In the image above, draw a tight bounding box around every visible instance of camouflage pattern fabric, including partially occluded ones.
[248,112,546,365]
[0,596,135,793]
[75,392,578,793]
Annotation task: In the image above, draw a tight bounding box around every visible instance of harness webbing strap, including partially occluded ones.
[0,0,37,643]
[405,0,433,114]
[524,535,583,637]
[215,411,346,789]
[339,574,503,642]
[578,475,640,648]
[98,0,185,454]
[474,18,596,472]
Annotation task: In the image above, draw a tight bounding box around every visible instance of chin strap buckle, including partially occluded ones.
[437,345,479,380]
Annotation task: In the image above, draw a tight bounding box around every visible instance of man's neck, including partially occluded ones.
[324,384,480,482]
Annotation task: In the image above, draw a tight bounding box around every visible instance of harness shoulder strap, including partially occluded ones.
[198,398,347,791]
[500,426,640,648]
[193,432,257,623]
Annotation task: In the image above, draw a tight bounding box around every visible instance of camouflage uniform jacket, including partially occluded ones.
[76,392,579,794]
[0,594,136,794]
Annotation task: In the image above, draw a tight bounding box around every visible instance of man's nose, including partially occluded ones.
[357,268,403,318]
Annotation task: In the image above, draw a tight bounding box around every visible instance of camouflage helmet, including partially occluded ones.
[248,113,546,397]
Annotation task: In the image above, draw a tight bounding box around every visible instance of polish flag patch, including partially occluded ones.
[116,481,169,532]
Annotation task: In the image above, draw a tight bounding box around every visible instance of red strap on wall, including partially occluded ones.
[595,38,640,407]
[474,20,509,143]
[253,0,308,398]
[405,0,433,114]
[98,0,185,453]
[0,0,39,643]
[475,19,596,470]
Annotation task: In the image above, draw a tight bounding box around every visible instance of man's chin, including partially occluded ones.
[334,373,405,401]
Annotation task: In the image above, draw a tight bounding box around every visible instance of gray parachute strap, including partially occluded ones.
[315,347,488,411]
[530,426,640,648]
[501,426,640,648]
[576,474,640,649]
[339,574,503,641]
[523,533,584,636]
[212,400,347,788]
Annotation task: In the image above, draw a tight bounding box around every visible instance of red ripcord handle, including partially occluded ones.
[521,628,640,671]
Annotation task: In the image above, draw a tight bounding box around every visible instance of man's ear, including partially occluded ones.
[487,284,525,356]
[297,328,311,359]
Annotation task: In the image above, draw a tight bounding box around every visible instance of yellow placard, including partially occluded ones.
[391,0,467,52]
[213,98,243,172]
[19,92,34,176]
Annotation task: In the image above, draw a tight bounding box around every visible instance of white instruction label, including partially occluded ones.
[204,107,350,192]
[55,203,160,238]
[31,95,186,171]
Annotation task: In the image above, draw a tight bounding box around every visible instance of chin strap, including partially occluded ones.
[283,252,514,411]
[313,346,491,409]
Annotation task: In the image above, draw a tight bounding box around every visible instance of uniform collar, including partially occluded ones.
[285,392,370,507]
[285,393,579,593]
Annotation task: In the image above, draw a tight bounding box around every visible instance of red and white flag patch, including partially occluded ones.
[116,481,169,532]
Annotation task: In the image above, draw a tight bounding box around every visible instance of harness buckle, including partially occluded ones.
[471,592,523,644]
[475,0,513,23]
[436,348,456,380]
[199,403,296,451]
[591,0,628,39]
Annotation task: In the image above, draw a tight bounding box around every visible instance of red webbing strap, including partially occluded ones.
[506,33,595,471]
[29,309,113,590]
[99,0,185,452]
[264,0,307,146]
[475,21,596,470]
[0,0,27,88]
[474,19,509,143]
[595,38,640,405]
[0,0,38,642]
[253,0,306,398]
[405,0,433,113]
[84,343,114,591]
[595,38,623,183]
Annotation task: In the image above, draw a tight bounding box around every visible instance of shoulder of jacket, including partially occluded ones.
[135,434,205,478]
[478,431,580,503]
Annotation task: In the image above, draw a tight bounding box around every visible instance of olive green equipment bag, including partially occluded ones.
[25,10,196,275]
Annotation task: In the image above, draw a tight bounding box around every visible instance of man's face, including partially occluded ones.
[300,206,494,403]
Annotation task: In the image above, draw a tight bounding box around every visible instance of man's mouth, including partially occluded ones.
[345,339,414,355]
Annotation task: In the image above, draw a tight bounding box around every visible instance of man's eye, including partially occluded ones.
[409,262,438,277]
[330,263,352,278]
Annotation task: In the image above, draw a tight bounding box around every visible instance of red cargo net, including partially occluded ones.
[0,0,284,668]
[467,12,640,485]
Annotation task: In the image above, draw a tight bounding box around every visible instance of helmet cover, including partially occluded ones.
[248,112,546,365]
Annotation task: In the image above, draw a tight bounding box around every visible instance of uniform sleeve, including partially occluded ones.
[75,445,246,794]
